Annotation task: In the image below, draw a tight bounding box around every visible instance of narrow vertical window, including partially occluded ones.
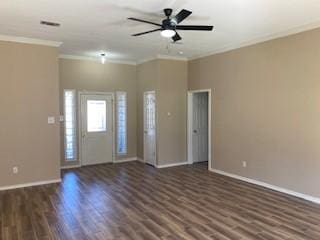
[116,92,127,155]
[64,90,77,161]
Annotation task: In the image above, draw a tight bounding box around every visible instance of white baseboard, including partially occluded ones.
[114,157,138,163]
[210,168,320,205]
[156,161,189,169]
[0,179,61,191]
[137,157,144,163]
[61,158,139,168]
[61,164,81,169]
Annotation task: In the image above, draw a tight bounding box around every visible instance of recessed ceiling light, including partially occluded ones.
[40,21,60,27]
[178,51,184,55]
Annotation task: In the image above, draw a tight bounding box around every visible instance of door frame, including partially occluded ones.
[187,89,212,170]
[143,91,157,166]
[78,91,116,166]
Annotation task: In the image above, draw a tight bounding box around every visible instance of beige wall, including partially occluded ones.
[3,26,318,199]
[0,41,60,187]
[157,60,188,165]
[188,28,320,198]
[136,59,188,166]
[136,60,157,159]
[59,59,137,166]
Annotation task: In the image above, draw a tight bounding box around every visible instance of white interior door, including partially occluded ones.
[192,92,208,163]
[144,91,156,166]
[80,94,113,166]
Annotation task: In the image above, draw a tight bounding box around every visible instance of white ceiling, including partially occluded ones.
[1,0,320,63]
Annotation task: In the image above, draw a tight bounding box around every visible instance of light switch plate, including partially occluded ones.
[59,115,64,122]
[48,116,55,124]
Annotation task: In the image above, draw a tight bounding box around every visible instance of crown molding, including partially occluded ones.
[59,54,99,62]
[59,54,137,66]
[61,54,187,66]
[137,54,188,65]
[189,20,320,61]
[156,54,188,61]
[0,35,62,47]
[136,57,157,65]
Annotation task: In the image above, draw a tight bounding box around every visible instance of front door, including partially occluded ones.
[80,93,113,166]
[144,91,156,166]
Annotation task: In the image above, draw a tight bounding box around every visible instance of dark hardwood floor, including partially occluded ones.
[1,162,320,240]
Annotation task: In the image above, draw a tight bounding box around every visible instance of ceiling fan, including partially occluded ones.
[128,8,213,42]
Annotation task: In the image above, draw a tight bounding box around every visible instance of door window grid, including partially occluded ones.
[145,94,155,130]
[87,100,107,132]
[116,92,127,155]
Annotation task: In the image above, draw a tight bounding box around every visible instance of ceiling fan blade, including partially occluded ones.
[128,17,162,27]
[172,9,192,24]
[176,25,213,31]
[132,28,162,36]
[172,32,182,42]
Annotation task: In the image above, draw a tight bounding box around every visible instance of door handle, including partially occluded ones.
[144,130,148,134]
[193,130,198,134]
[82,133,86,138]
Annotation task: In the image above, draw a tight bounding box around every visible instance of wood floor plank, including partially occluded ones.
[1,162,320,240]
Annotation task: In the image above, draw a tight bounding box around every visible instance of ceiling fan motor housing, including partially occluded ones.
[162,19,176,30]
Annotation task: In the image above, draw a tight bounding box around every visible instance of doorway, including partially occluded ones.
[143,91,156,166]
[79,92,114,166]
[187,89,211,169]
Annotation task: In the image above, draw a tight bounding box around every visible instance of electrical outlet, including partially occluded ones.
[13,167,18,174]
[242,161,247,168]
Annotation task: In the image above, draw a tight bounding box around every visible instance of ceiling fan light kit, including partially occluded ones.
[161,29,176,38]
[128,8,213,42]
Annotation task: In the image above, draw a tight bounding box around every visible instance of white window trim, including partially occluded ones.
[64,89,77,161]
[116,91,127,156]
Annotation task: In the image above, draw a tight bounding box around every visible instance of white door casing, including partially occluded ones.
[187,89,212,169]
[192,92,209,163]
[80,93,114,166]
[143,91,156,166]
